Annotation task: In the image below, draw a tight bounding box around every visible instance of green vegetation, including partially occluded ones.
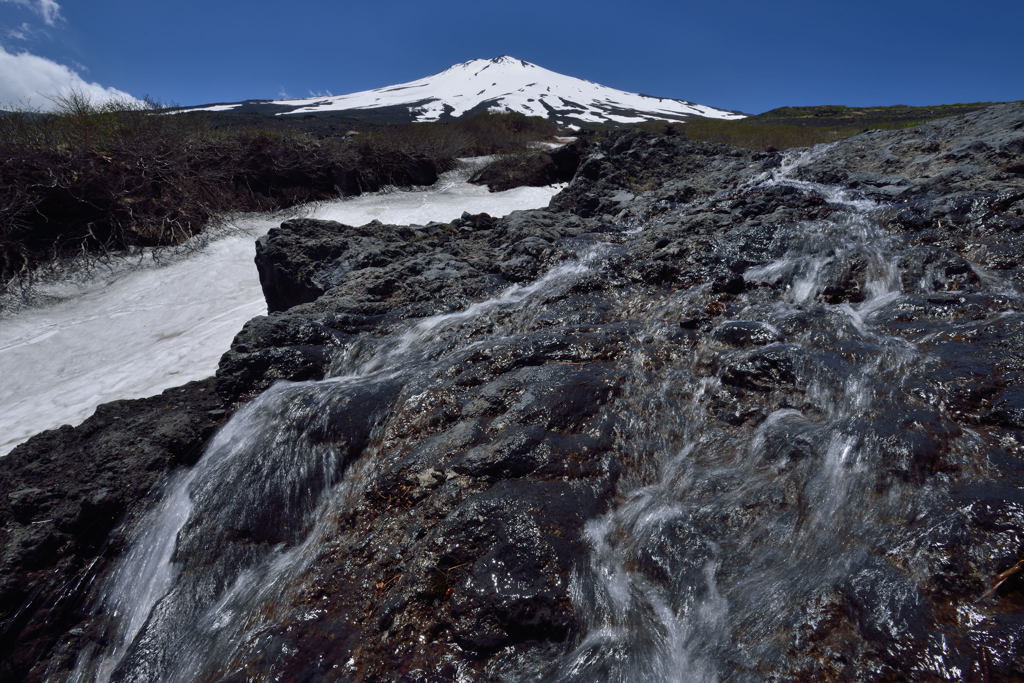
[0,95,556,288]
[754,102,996,125]
[634,101,1012,151]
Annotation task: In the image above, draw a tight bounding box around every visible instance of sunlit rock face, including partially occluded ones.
[3,103,1024,682]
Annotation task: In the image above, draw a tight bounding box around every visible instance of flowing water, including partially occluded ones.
[70,147,1014,680]
[71,239,608,680]
[552,155,1004,681]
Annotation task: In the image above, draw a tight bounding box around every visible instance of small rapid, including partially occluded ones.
[79,146,927,681]
[73,237,608,681]
[550,150,1019,681]
[51,118,1024,681]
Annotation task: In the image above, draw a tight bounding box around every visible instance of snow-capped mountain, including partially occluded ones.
[180,56,745,126]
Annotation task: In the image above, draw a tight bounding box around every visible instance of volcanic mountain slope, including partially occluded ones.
[178,56,745,126]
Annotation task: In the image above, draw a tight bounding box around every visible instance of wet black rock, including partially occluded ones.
[711,320,783,347]
[720,343,801,392]
[0,380,226,681]
[4,103,1024,682]
[468,139,587,192]
[990,386,1024,429]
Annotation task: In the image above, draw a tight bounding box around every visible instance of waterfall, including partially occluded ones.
[73,242,609,682]
[549,152,1015,681]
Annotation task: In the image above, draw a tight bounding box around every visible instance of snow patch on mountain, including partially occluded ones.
[182,56,745,125]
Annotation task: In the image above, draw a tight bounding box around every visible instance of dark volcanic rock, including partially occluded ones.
[255,217,353,312]
[794,102,1024,200]
[469,151,560,191]
[468,139,588,192]
[0,380,226,681]
[4,103,1024,682]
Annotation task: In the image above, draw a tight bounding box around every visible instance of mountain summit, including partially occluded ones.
[181,56,745,126]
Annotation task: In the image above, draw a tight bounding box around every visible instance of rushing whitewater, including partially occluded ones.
[4,104,1023,681]
[0,164,561,456]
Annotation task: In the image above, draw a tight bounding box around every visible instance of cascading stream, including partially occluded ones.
[78,149,891,682]
[550,150,1018,681]
[74,242,612,682]
[64,135,1021,681]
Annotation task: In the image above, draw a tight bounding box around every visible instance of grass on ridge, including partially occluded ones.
[634,101,1012,151]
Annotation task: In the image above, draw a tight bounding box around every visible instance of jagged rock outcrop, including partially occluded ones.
[2,103,1024,682]
[468,139,588,192]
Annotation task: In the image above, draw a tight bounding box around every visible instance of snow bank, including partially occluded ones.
[0,170,562,456]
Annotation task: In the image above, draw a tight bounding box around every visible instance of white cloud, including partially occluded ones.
[0,45,140,110]
[6,21,31,39]
[36,0,59,24]
[0,0,62,26]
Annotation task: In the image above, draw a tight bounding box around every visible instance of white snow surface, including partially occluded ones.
[166,103,245,114]
[178,57,745,124]
[0,167,562,456]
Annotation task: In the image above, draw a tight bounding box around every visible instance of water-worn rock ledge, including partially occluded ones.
[1,103,1023,681]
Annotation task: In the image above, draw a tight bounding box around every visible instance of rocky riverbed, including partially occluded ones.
[2,103,1023,681]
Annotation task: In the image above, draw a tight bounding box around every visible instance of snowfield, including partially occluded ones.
[0,167,562,456]
[181,56,745,125]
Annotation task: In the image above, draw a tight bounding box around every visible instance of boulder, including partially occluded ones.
[468,138,588,192]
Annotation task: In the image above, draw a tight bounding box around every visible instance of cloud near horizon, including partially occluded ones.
[0,45,140,110]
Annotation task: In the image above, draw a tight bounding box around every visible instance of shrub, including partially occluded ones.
[0,100,560,292]
[360,111,559,159]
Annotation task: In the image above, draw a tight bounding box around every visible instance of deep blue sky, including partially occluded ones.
[1,0,1021,113]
